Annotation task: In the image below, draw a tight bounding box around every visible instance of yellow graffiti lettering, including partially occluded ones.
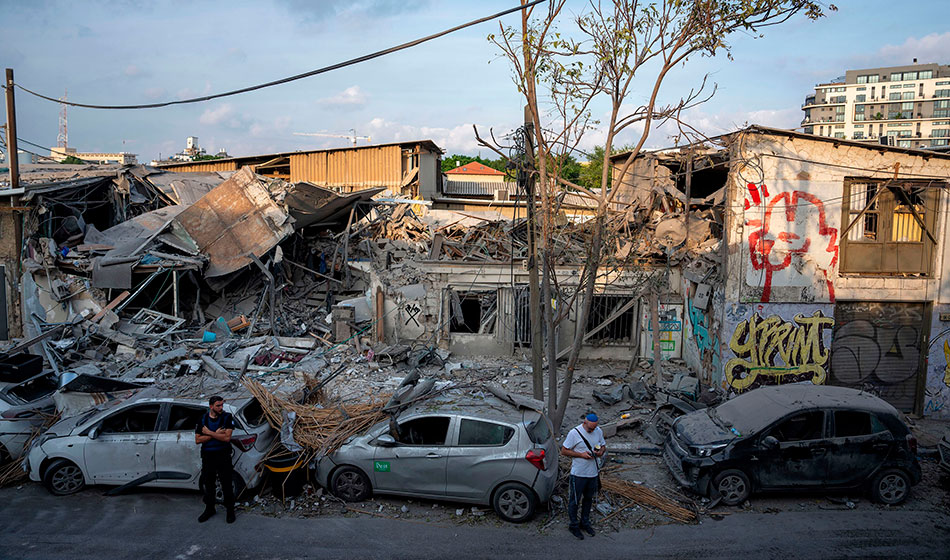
[725,311,835,391]
[943,340,950,388]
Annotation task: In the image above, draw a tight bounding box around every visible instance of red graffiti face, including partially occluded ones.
[745,186,839,302]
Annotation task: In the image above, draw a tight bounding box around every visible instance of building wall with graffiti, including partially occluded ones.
[924,304,950,418]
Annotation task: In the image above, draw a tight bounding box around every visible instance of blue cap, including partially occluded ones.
[586,413,598,423]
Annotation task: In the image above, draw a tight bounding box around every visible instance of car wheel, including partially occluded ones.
[871,469,910,505]
[330,466,372,502]
[43,459,86,496]
[713,469,750,506]
[492,482,537,523]
[214,474,247,504]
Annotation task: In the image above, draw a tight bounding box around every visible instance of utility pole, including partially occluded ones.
[4,69,19,190]
[523,106,543,400]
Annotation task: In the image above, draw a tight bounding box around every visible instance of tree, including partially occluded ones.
[441,154,508,174]
[478,0,830,431]
[61,155,84,164]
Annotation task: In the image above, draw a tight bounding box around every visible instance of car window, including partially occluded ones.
[396,417,450,445]
[524,413,552,444]
[458,419,514,446]
[6,373,58,404]
[166,405,205,432]
[834,410,887,438]
[768,411,824,442]
[100,404,161,434]
[240,399,268,428]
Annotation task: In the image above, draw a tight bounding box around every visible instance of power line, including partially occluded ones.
[9,0,548,111]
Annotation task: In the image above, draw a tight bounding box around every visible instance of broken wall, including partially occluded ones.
[721,131,950,416]
[0,209,22,339]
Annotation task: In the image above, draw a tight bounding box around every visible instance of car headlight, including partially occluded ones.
[691,444,726,457]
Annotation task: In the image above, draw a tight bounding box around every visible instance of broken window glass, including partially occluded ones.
[767,411,824,442]
[396,416,450,445]
[100,405,161,434]
[449,290,497,334]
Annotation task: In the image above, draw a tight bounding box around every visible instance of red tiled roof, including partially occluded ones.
[445,161,505,176]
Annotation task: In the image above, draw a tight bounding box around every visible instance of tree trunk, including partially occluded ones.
[649,287,662,387]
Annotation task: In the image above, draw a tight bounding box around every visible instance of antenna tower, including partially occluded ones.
[57,90,68,148]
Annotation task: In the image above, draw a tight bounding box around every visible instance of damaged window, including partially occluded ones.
[396,416,450,445]
[100,405,161,434]
[833,410,886,438]
[240,399,268,428]
[585,295,636,345]
[841,179,942,275]
[449,290,497,334]
[458,419,515,446]
[166,405,205,432]
[767,411,824,442]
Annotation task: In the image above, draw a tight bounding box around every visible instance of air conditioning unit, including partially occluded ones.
[494,189,510,202]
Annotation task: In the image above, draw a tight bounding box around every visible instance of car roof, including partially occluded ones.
[111,387,254,409]
[401,392,527,424]
[731,384,899,415]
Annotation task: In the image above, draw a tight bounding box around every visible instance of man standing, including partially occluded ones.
[561,413,606,540]
[195,395,236,523]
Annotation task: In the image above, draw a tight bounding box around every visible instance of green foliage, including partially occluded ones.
[441,154,508,174]
[193,154,226,161]
[61,155,84,164]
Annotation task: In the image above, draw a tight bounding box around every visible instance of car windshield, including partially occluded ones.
[3,373,58,404]
[714,390,789,435]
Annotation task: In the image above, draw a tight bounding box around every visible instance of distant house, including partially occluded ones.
[445,161,506,183]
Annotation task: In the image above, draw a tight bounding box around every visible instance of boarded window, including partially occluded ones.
[840,179,941,274]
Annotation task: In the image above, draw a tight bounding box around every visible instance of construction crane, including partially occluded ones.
[293,129,371,146]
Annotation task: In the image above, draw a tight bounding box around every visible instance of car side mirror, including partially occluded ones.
[88,424,101,440]
[376,434,397,447]
[761,435,779,450]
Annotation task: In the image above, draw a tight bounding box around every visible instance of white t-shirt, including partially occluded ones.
[562,424,606,478]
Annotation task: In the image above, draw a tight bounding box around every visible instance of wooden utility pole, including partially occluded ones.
[523,106,543,400]
[4,69,19,190]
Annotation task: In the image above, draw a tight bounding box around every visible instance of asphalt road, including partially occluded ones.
[1,485,948,559]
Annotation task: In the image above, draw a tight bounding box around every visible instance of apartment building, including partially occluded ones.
[802,62,950,149]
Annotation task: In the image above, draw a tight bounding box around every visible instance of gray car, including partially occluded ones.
[315,394,558,523]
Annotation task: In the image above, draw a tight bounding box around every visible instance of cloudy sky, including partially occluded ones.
[2,0,948,162]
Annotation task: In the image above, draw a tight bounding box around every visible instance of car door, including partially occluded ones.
[446,417,517,500]
[372,415,451,496]
[823,410,893,486]
[151,404,206,488]
[83,404,161,484]
[754,410,827,489]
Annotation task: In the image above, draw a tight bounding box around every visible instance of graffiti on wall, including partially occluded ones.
[944,340,950,388]
[744,185,839,302]
[687,298,721,378]
[725,311,835,391]
[829,302,924,411]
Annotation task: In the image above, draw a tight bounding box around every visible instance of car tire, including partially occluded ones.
[871,468,911,505]
[330,466,372,502]
[43,459,86,496]
[492,482,537,523]
[712,469,751,506]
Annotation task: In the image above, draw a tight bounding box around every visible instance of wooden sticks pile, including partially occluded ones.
[599,469,697,524]
[244,379,390,456]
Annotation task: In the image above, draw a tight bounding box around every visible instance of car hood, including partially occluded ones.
[674,409,734,446]
[45,410,94,437]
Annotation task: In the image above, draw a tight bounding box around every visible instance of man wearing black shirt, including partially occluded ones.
[195,395,236,523]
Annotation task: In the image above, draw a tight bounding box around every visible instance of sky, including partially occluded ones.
[2,0,949,163]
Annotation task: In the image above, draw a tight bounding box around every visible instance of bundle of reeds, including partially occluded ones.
[244,379,391,456]
[599,467,697,524]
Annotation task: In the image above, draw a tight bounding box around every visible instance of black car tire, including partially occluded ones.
[871,468,911,505]
[43,459,86,496]
[492,482,537,523]
[712,469,751,506]
[331,466,372,502]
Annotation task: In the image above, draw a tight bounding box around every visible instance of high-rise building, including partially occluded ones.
[801,62,950,149]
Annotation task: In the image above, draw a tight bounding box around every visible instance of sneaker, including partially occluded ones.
[581,525,595,537]
[569,527,584,540]
[198,507,215,523]
[226,509,236,524]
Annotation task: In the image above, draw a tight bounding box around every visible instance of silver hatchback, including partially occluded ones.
[315,394,558,522]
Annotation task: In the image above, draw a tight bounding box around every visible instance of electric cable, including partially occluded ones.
[9,0,548,110]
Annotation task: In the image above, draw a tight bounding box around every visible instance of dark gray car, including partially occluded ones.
[315,394,558,522]
[663,384,922,505]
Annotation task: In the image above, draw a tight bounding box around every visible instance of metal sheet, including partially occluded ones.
[172,167,294,278]
[284,183,383,229]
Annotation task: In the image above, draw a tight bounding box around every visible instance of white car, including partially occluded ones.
[0,372,60,463]
[27,389,275,497]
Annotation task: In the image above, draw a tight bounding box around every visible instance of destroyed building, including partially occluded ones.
[609,125,950,418]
